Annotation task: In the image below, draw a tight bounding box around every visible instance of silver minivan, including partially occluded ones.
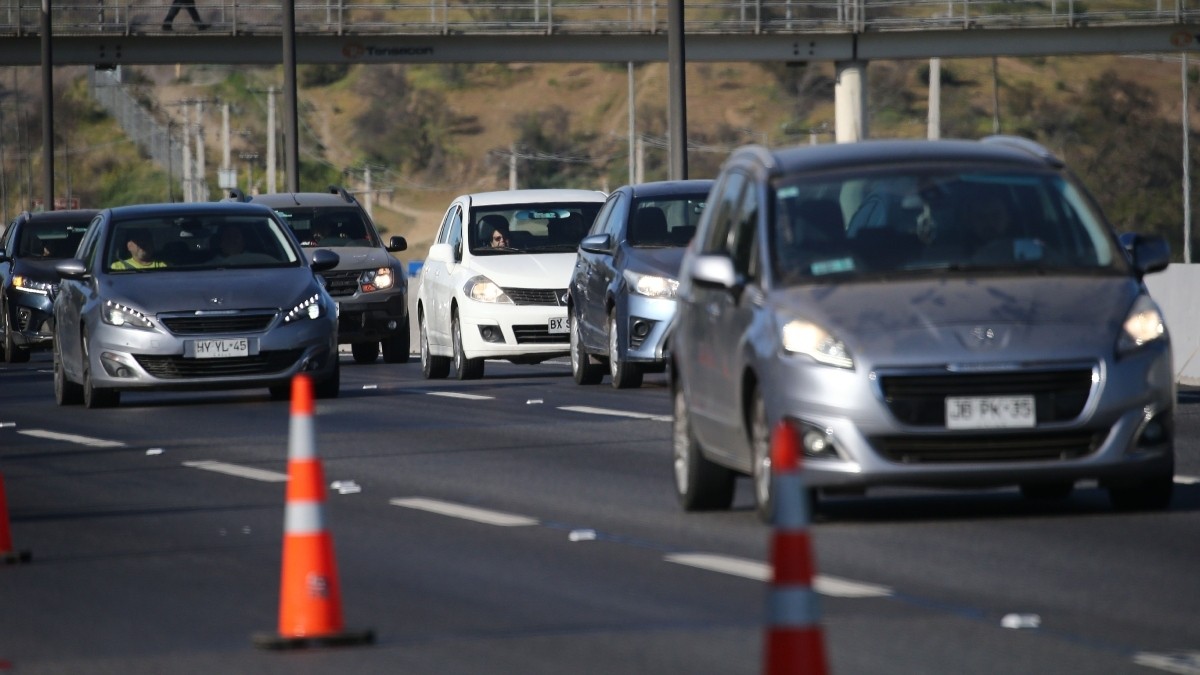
[671,137,1175,521]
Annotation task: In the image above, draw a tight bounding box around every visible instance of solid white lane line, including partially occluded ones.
[664,552,893,598]
[1133,651,1200,674]
[389,497,538,527]
[1175,475,1199,485]
[559,405,671,423]
[183,460,289,482]
[18,429,125,448]
[427,391,495,401]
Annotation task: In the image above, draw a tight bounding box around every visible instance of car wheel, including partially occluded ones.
[420,312,450,380]
[351,341,379,364]
[2,306,30,364]
[53,341,83,406]
[1108,473,1174,511]
[570,308,603,385]
[1020,481,1075,501]
[314,358,341,399]
[673,384,734,511]
[452,312,484,380]
[608,311,642,389]
[749,389,775,523]
[81,330,119,409]
[382,317,411,364]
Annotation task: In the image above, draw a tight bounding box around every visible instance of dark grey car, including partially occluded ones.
[568,180,711,388]
[671,136,1175,521]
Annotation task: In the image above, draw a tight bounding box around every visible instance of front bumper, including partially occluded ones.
[622,295,677,363]
[336,292,409,343]
[5,288,56,349]
[457,301,569,361]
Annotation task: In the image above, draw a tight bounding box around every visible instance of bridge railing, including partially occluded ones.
[2,0,1195,37]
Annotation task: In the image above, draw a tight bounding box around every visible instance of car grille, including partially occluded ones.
[134,350,304,378]
[513,324,568,344]
[873,430,1104,464]
[504,288,567,306]
[877,366,1095,427]
[321,270,360,297]
[160,312,278,335]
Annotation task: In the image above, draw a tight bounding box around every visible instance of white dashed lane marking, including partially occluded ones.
[427,391,495,400]
[17,429,125,448]
[664,552,894,597]
[558,405,671,423]
[390,497,539,526]
[182,460,288,482]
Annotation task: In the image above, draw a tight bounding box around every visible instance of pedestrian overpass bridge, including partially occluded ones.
[2,0,1200,66]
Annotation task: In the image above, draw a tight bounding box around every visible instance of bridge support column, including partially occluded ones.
[834,60,868,143]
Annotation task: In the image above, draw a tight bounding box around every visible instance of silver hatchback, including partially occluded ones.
[52,202,341,408]
[671,137,1175,520]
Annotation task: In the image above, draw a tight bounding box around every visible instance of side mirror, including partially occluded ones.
[690,254,738,289]
[1121,233,1170,276]
[387,235,408,253]
[427,242,455,264]
[579,233,613,255]
[54,258,88,280]
[310,248,340,272]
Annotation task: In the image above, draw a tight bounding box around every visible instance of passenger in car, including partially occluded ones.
[111,229,167,270]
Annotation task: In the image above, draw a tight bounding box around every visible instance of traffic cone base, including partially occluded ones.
[253,628,375,650]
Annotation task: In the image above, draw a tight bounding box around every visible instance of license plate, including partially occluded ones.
[548,316,568,333]
[945,395,1036,429]
[190,338,249,359]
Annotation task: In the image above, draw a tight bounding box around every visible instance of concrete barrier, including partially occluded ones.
[1144,264,1200,386]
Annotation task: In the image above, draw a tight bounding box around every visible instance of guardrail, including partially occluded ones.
[1,0,1197,37]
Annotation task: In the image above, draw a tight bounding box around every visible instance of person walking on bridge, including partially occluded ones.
[162,0,209,31]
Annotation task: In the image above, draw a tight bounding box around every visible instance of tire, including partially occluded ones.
[1108,473,1174,511]
[53,341,83,406]
[381,317,411,363]
[672,384,735,511]
[314,359,341,399]
[749,389,775,523]
[1020,481,1074,501]
[452,313,484,380]
[608,310,642,389]
[81,331,119,409]
[570,308,603,385]
[2,307,30,364]
[420,311,450,380]
[351,341,379,364]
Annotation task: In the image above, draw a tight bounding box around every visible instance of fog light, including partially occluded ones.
[798,421,840,460]
[100,351,135,378]
[631,320,651,339]
[1138,410,1172,448]
[477,325,504,343]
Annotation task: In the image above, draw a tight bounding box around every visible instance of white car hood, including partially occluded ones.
[464,252,576,288]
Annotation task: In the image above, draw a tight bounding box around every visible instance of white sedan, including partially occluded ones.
[417,189,606,379]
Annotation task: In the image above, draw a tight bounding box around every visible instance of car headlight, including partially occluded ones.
[464,275,513,304]
[284,294,324,323]
[781,319,853,369]
[623,270,679,299]
[102,301,155,330]
[12,275,55,295]
[360,267,394,292]
[1118,294,1165,354]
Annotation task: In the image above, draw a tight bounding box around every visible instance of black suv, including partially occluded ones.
[231,186,411,363]
[0,209,97,363]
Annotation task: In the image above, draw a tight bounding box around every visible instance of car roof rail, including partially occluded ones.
[327,185,359,204]
[224,187,250,203]
[981,135,1065,168]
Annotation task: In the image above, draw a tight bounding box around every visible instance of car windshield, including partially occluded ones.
[469,202,602,254]
[18,219,91,259]
[628,196,706,248]
[272,207,379,248]
[770,167,1125,284]
[106,214,301,272]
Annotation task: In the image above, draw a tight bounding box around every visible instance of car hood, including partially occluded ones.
[774,274,1144,365]
[304,246,397,273]
[9,258,63,282]
[466,252,576,288]
[101,268,321,313]
[623,246,687,278]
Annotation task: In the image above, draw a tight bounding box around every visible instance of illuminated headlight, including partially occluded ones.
[1118,294,1166,354]
[464,275,512,304]
[12,275,55,295]
[781,319,853,369]
[623,270,678,299]
[102,300,155,330]
[360,267,394,293]
[285,294,324,323]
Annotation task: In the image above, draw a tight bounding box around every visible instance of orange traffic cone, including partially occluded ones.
[253,373,373,649]
[764,421,828,675]
[1,470,32,564]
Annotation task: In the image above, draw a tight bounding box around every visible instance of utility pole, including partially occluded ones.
[363,164,372,217]
[40,0,53,210]
[267,86,277,194]
[509,143,517,190]
[667,0,687,180]
[928,57,941,140]
[194,100,206,201]
[628,62,635,185]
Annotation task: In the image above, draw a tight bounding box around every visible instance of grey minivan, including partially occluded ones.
[671,136,1175,521]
